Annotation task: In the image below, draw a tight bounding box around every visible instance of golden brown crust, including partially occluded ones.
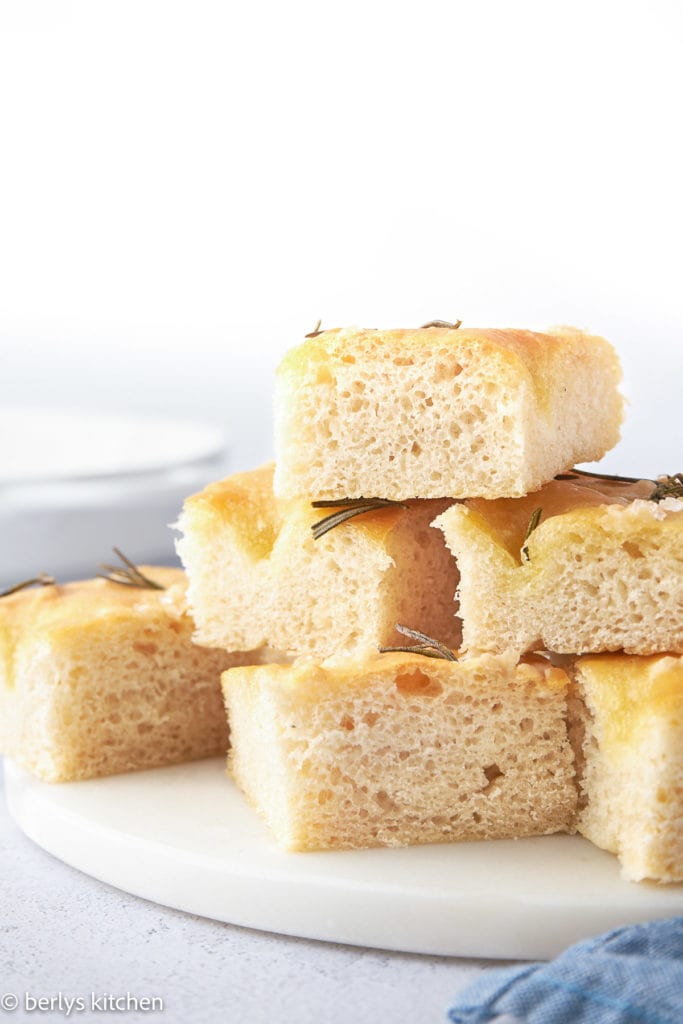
[183,464,281,560]
[278,325,617,380]
[182,462,410,556]
[575,653,683,749]
[461,477,653,558]
[248,650,569,700]
[0,566,185,643]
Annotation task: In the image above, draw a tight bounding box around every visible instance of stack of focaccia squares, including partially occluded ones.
[177,324,683,883]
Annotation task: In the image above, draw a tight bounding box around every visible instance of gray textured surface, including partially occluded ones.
[0,758,500,1024]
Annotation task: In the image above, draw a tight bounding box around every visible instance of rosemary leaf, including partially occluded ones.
[521,507,543,563]
[0,573,56,599]
[556,467,683,503]
[305,319,323,338]
[379,623,457,662]
[649,473,683,502]
[420,319,462,329]
[378,645,453,660]
[311,497,397,509]
[97,548,165,590]
[311,498,408,540]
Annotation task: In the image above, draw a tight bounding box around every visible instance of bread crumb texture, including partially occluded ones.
[176,464,460,658]
[0,569,256,781]
[435,479,683,658]
[223,652,576,851]
[572,654,683,883]
[273,326,623,500]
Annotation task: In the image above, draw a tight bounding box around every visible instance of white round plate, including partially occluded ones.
[0,408,225,483]
[5,757,682,961]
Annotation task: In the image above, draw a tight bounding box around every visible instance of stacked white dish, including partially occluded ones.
[0,408,228,586]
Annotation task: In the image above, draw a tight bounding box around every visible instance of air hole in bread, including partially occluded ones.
[483,764,503,784]
[133,641,158,656]
[363,711,380,727]
[394,669,443,697]
[480,764,504,795]
[433,361,463,383]
[375,790,397,810]
[622,540,646,559]
[339,714,355,731]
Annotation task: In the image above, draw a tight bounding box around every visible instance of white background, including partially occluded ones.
[1,0,682,475]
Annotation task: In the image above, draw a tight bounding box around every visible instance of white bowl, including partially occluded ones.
[0,408,228,587]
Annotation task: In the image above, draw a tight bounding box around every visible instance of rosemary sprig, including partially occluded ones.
[556,467,683,504]
[420,319,462,329]
[311,498,408,540]
[521,507,543,563]
[0,573,56,599]
[649,473,683,502]
[379,624,457,662]
[97,548,165,590]
[305,319,323,338]
[307,318,463,336]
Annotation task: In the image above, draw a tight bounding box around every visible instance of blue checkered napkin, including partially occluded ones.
[447,918,683,1024]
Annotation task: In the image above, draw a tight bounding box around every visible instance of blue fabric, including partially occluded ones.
[448,918,683,1024]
